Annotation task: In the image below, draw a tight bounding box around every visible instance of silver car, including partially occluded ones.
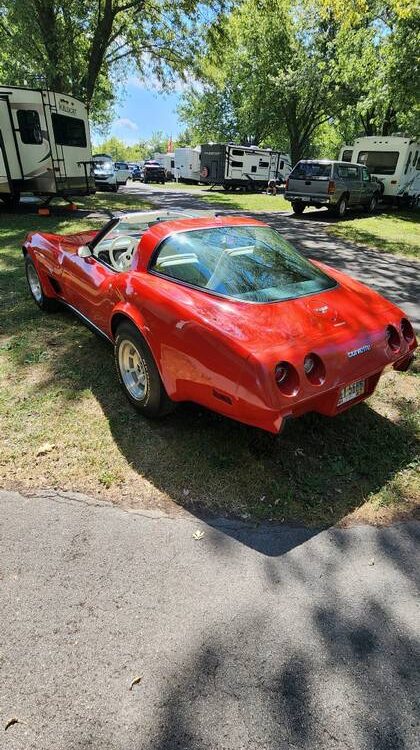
[285,160,381,217]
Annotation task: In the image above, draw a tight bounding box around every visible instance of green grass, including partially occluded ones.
[0,198,419,526]
[327,210,420,260]
[194,190,290,212]
[132,180,290,211]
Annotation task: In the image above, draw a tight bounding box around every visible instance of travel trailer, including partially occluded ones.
[199,144,291,190]
[92,154,118,191]
[154,152,175,179]
[174,146,201,183]
[339,135,420,204]
[0,85,95,206]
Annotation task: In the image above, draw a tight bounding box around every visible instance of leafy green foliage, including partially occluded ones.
[0,0,229,125]
[179,0,419,161]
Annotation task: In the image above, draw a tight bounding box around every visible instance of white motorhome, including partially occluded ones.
[174,146,201,183]
[339,135,420,205]
[0,86,95,207]
[154,152,175,178]
[199,144,291,190]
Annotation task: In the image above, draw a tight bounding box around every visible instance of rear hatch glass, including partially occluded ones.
[290,162,332,180]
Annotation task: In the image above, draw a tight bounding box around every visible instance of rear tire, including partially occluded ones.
[114,322,174,418]
[364,194,378,213]
[332,196,347,218]
[291,201,305,215]
[25,256,59,312]
[1,192,20,209]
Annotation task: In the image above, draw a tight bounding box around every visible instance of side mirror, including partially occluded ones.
[77,245,92,258]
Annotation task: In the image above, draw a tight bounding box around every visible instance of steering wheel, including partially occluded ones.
[108,235,137,271]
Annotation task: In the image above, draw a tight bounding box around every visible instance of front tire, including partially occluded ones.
[114,322,174,418]
[25,256,59,312]
[291,201,305,215]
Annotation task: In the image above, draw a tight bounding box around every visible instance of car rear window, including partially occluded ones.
[150,225,336,303]
[290,162,332,180]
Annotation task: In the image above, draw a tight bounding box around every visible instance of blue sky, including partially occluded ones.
[92,77,183,145]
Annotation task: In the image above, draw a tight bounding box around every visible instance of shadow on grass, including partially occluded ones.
[1,213,418,550]
[15,307,417,544]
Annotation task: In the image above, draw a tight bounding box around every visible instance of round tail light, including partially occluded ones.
[401,318,415,344]
[304,353,326,385]
[275,361,299,396]
[386,325,401,352]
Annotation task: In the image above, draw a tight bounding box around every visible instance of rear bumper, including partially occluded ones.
[285,192,333,205]
[235,369,384,434]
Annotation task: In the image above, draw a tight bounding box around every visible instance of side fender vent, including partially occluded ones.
[48,275,62,294]
[212,389,233,405]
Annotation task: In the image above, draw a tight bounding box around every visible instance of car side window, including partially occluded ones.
[336,165,359,180]
[362,167,370,182]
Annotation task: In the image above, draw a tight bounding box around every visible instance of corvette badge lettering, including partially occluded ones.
[347,344,371,358]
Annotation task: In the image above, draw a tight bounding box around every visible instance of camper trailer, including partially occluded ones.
[199,144,291,190]
[174,147,201,183]
[0,86,95,206]
[339,135,420,205]
[154,152,175,179]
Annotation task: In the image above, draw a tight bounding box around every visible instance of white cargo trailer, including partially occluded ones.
[174,146,201,183]
[0,85,95,207]
[199,143,291,190]
[153,152,175,178]
[339,135,420,205]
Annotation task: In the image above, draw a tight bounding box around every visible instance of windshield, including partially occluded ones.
[290,162,332,180]
[94,160,113,171]
[357,151,399,175]
[151,225,336,303]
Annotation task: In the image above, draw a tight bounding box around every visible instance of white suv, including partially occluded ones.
[114,162,131,186]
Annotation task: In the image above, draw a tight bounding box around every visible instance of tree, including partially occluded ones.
[179,0,419,161]
[317,0,420,137]
[0,0,229,125]
[179,0,340,163]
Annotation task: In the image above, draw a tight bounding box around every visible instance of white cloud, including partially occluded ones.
[114,117,138,131]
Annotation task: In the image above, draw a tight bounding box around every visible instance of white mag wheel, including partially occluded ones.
[118,339,148,400]
[27,262,43,303]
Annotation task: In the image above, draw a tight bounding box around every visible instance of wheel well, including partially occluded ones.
[111,312,141,340]
[340,192,350,201]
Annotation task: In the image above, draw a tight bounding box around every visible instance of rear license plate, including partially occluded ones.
[337,380,365,406]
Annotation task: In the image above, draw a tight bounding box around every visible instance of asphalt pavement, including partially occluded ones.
[1,489,419,750]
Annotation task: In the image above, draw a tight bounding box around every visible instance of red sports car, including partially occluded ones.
[23,210,417,434]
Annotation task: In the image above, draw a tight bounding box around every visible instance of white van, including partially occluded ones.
[114,161,131,185]
[0,85,95,207]
[92,153,118,191]
[339,135,420,205]
[174,147,201,183]
[154,152,175,179]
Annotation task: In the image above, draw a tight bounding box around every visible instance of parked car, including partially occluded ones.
[23,210,417,433]
[143,160,166,184]
[285,160,381,217]
[131,165,144,182]
[114,161,131,185]
[92,154,118,192]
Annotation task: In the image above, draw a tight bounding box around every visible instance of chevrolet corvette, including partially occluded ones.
[23,210,417,433]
